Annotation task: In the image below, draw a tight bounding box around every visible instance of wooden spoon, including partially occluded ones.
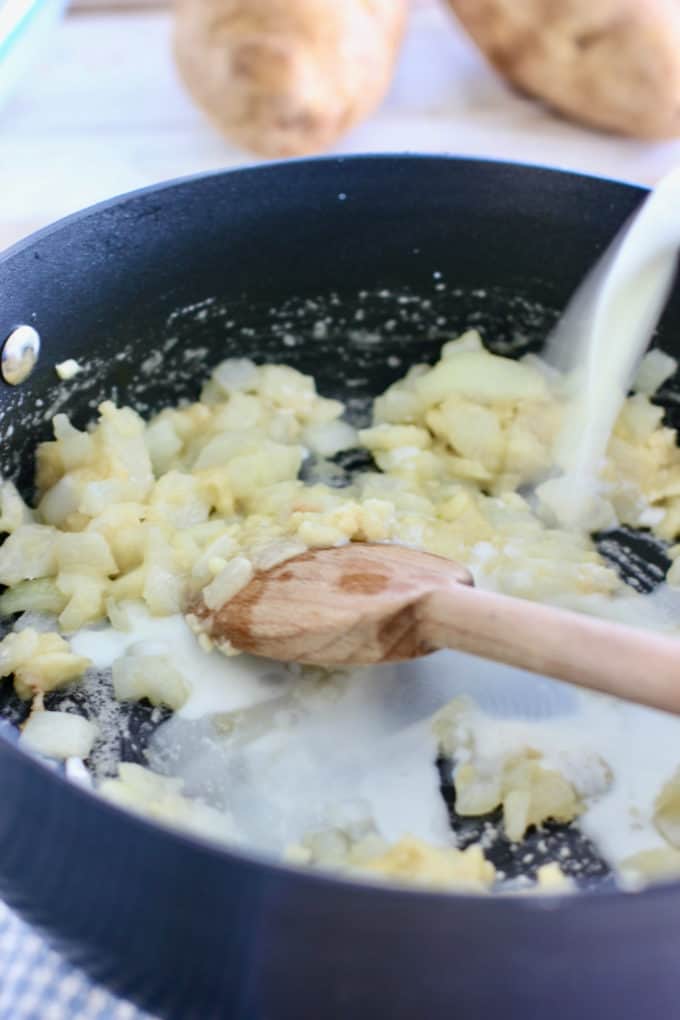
[193,543,680,715]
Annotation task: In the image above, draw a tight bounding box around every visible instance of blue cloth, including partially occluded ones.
[0,900,155,1020]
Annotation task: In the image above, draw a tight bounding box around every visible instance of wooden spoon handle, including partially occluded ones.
[424,584,680,714]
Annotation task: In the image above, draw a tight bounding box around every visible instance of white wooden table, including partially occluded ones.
[3,0,680,253]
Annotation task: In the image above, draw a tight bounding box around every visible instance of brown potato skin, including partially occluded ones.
[447,0,680,139]
[174,0,408,158]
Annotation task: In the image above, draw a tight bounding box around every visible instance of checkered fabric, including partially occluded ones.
[0,900,155,1020]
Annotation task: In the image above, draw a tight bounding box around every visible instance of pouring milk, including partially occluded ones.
[538,168,680,530]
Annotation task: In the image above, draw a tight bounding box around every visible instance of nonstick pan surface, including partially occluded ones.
[1,156,680,1019]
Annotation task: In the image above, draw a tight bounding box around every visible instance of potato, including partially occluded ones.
[173,0,408,157]
[447,0,680,139]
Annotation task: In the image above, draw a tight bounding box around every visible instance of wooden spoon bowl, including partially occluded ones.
[193,543,680,715]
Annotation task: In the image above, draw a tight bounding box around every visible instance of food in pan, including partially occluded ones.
[2,333,680,892]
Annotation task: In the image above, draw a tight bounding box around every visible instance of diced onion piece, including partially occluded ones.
[0,480,33,534]
[301,420,358,458]
[39,475,82,527]
[362,837,495,891]
[415,350,548,406]
[52,414,93,468]
[654,768,680,847]
[619,847,680,887]
[105,597,133,632]
[0,578,66,617]
[100,763,241,846]
[202,557,253,610]
[440,330,484,358]
[0,525,57,586]
[65,756,93,787]
[426,397,504,472]
[258,364,316,414]
[20,711,98,760]
[359,424,431,451]
[211,358,258,395]
[503,789,532,843]
[55,359,82,381]
[0,628,91,699]
[56,532,118,575]
[57,572,108,632]
[535,863,574,892]
[142,527,184,615]
[252,540,307,571]
[112,653,189,710]
[145,418,183,475]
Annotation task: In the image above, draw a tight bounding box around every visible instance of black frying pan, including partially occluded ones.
[1,156,679,1019]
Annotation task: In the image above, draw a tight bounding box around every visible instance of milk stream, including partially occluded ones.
[543,168,680,528]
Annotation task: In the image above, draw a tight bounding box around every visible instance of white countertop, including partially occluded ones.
[3,0,680,251]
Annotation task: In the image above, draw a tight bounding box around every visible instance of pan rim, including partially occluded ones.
[0,151,648,267]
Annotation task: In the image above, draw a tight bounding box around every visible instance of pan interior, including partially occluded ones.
[2,275,679,893]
